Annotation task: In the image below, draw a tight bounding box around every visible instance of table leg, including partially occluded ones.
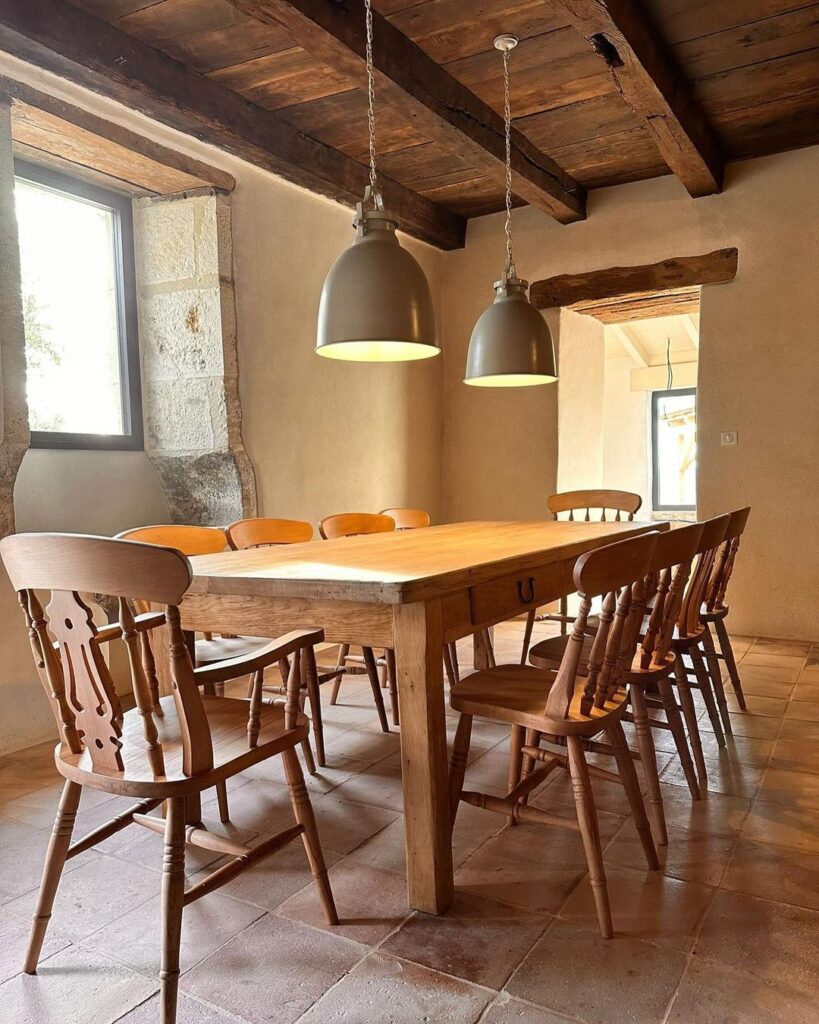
[393,599,454,914]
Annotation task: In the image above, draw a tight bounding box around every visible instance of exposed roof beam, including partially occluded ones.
[531,248,738,310]
[548,0,723,197]
[0,0,465,250]
[609,323,648,367]
[681,313,699,349]
[228,0,586,224]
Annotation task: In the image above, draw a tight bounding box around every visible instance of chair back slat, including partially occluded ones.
[547,489,642,523]
[226,517,313,550]
[545,532,659,720]
[117,525,227,556]
[706,506,751,611]
[678,514,730,637]
[641,523,704,667]
[379,508,431,530]
[318,513,396,539]
[2,533,210,778]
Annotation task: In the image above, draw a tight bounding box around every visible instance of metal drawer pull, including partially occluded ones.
[517,577,536,604]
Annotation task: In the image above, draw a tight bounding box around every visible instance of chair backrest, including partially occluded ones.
[0,533,211,780]
[545,531,660,721]
[706,506,751,612]
[318,513,396,540]
[379,508,431,530]
[226,516,313,550]
[547,489,642,522]
[640,523,704,668]
[677,513,731,637]
[117,524,228,556]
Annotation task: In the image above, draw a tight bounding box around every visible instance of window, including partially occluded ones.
[14,161,142,450]
[651,387,697,511]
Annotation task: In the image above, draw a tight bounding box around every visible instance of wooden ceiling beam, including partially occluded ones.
[0,0,465,250]
[531,248,738,310]
[227,0,586,224]
[548,0,723,197]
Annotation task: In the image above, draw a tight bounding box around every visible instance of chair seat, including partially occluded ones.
[57,694,308,798]
[450,664,627,736]
[195,635,271,664]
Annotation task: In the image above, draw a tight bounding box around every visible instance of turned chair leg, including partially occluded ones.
[714,617,747,710]
[690,645,725,747]
[304,657,326,767]
[386,648,399,727]
[247,669,263,748]
[630,686,668,845]
[608,719,659,870]
[519,728,541,807]
[506,724,526,826]
[657,676,701,800]
[559,594,569,635]
[701,625,732,736]
[330,644,349,705]
[674,657,708,789]
[449,714,472,829]
[520,609,536,665]
[282,747,338,925]
[25,779,81,974]
[362,646,390,733]
[160,797,186,1024]
[566,735,612,938]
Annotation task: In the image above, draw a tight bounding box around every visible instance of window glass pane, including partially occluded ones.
[654,391,697,508]
[15,177,124,435]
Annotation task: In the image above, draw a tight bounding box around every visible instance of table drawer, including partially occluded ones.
[468,559,575,628]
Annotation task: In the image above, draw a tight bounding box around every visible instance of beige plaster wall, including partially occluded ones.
[601,353,650,513]
[556,307,605,495]
[440,146,819,638]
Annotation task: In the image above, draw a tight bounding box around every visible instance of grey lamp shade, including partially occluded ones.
[316,208,439,362]
[464,274,557,387]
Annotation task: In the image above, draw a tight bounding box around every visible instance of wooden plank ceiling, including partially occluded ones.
[8,1,819,246]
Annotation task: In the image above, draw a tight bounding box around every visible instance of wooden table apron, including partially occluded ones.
[179,520,662,914]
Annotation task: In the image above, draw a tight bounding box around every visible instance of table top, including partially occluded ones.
[187,520,661,604]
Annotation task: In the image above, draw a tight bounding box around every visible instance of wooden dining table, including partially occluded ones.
[181,519,662,915]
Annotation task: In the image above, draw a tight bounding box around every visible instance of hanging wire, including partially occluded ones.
[666,335,674,393]
[501,45,514,275]
[364,0,378,198]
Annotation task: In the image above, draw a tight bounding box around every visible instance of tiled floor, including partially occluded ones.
[1,622,818,1024]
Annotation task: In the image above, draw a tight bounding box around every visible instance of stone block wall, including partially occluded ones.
[134,189,256,525]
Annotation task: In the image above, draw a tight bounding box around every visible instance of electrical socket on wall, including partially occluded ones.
[721,431,738,446]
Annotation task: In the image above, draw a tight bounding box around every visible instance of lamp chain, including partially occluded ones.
[365,0,378,197]
[502,46,514,276]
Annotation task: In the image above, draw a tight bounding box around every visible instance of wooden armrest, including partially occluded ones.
[193,627,324,687]
[52,610,167,651]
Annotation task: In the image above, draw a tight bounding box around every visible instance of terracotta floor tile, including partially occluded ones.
[311,793,401,855]
[479,994,581,1024]
[84,891,264,975]
[722,837,819,911]
[241,751,371,795]
[695,889,819,992]
[117,993,239,1023]
[182,915,366,1024]
[0,780,115,830]
[758,767,819,806]
[0,944,158,1024]
[0,761,64,802]
[533,769,636,817]
[0,814,38,851]
[382,891,548,989]
[605,824,735,886]
[751,639,812,658]
[792,681,819,702]
[769,737,819,774]
[726,694,788,718]
[506,919,688,1024]
[0,839,101,904]
[662,754,763,798]
[278,859,410,946]
[322,727,400,766]
[295,951,492,1024]
[699,712,781,740]
[697,732,774,767]
[742,798,819,853]
[331,752,405,810]
[0,907,70,985]
[666,956,816,1024]
[740,653,805,679]
[558,865,713,951]
[738,677,795,699]
[785,700,819,722]
[199,778,295,834]
[779,717,819,742]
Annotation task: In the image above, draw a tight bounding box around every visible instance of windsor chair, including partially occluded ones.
[0,532,337,1024]
[379,507,431,529]
[449,531,661,938]
[318,512,396,730]
[520,489,643,663]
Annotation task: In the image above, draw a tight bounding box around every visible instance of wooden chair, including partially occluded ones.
[379,507,431,529]
[449,531,661,938]
[529,522,706,845]
[0,532,337,1024]
[225,516,336,765]
[117,524,319,778]
[700,507,751,716]
[520,489,643,664]
[318,512,397,730]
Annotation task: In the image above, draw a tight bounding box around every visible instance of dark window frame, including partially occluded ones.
[14,160,144,451]
[651,387,697,512]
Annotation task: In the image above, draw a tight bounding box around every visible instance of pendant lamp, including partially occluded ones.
[316,0,438,362]
[464,35,557,387]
